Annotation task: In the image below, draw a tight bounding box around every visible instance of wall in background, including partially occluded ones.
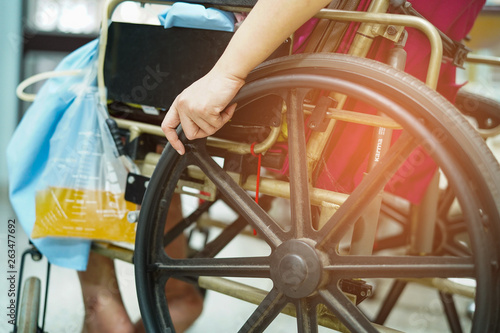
[0,0,22,220]
[462,4,500,102]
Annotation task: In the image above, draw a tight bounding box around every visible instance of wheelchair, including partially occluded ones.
[14,0,500,332]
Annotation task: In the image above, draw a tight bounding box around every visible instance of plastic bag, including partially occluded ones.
[7,40,135,270]
[30,85,136,242]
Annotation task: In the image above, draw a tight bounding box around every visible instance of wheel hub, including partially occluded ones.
[270,240,323,298]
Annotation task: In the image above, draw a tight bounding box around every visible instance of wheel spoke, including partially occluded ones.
[439,291,463,333]
[443,242,471,257]
[238,288,288,333]
[380,198,409,227]
[325,255,475,278]
[163,198,215,247]
[437,215,470,256]
[189,141,286,249]
[437,185,456,218]
[317,132,418,248]
[194,217,247,258]
[151,256,271,278]
[372,234,408,253]
[447,218,467,234]
[373,280,407,325]
[319,285,378,333]
[286,88,314,238]
[296,298,318,333]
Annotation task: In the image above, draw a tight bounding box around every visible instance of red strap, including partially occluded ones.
[250,142,262,236]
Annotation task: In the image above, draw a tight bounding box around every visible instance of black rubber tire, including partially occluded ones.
[17,277,41,333]
[135,53,500,333]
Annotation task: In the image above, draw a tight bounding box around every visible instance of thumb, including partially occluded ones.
[220,103,237,125]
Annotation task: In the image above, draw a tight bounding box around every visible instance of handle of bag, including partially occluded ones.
[16,69,85,102]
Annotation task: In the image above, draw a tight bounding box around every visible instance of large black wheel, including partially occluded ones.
[135,53,500,332]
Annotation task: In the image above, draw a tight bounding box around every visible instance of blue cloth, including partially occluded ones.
[7,40,98,271]
[158,2,235,32]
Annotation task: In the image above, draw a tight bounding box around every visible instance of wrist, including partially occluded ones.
[211,61,248,84]
[208,64,247,91]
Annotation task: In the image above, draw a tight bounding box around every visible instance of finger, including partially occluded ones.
[220,103,237,124]
[165,131,185,155]
[180,112,219,140]
[161,107,185,155]
[189,104,236,136]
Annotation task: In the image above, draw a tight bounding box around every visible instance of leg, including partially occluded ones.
[78,252,134,333]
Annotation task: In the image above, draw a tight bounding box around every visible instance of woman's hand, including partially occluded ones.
[161,69,245,155]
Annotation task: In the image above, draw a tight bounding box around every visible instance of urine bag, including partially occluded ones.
[7,40,135,270]
[29,86,136,243]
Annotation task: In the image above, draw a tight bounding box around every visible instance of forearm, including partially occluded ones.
[213,0,331,80]
[161,0,331,153]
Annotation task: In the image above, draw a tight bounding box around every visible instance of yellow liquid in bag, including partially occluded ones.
[32,187,136,243]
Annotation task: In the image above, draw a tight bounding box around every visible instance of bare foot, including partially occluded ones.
[78,252,134,333]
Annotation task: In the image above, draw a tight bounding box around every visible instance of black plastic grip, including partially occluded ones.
[106,118,126,156]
